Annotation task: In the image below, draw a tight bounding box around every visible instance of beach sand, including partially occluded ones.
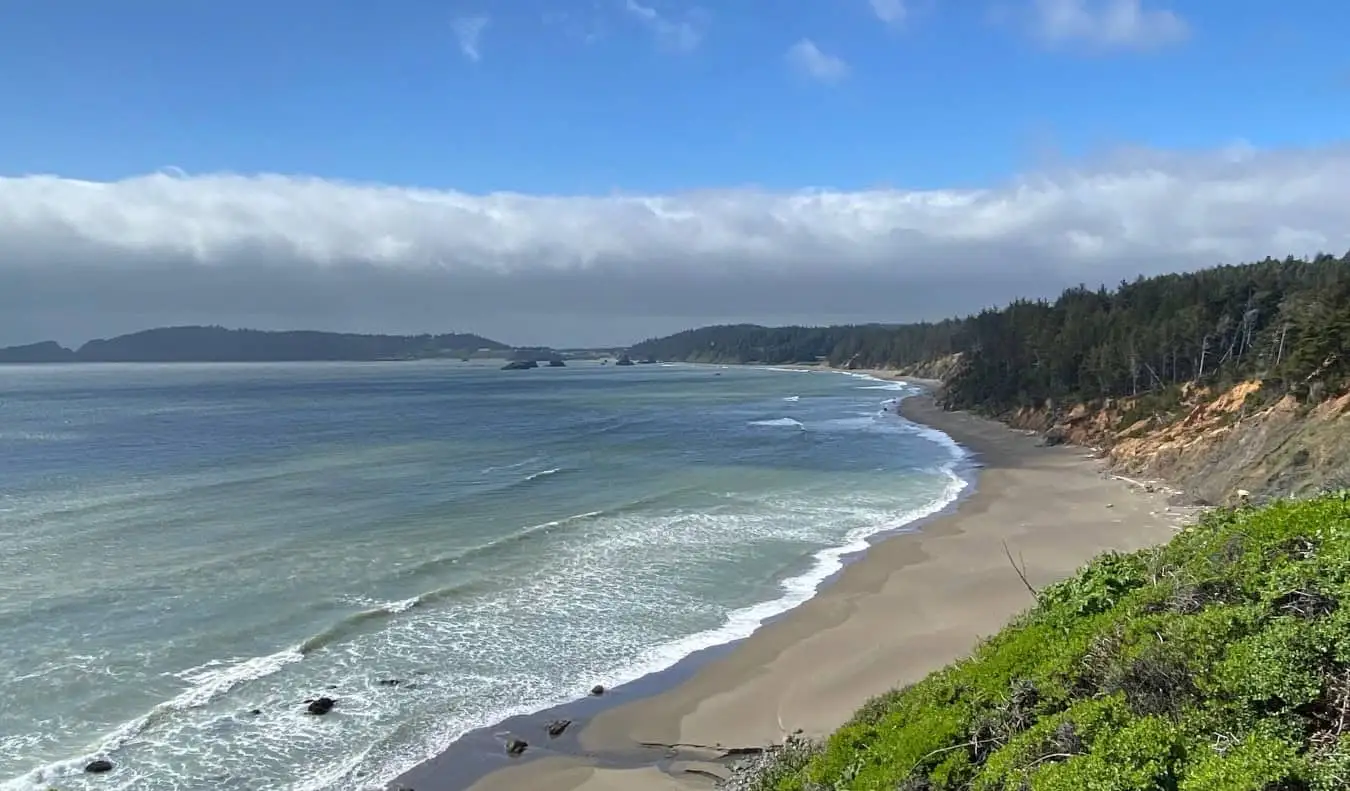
[422,388,1191,791]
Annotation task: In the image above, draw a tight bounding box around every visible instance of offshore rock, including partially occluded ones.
[307,697,336,715]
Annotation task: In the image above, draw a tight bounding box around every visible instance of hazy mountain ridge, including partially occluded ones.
[0,326,510,363]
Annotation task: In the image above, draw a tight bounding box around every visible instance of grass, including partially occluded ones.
[737,492,1350,791]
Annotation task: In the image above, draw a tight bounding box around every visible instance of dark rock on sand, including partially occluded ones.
[307,697,336,715]
[506,738,528,756]
[85,759,114,773]
[590,684,606,696]
[546,719,572,737]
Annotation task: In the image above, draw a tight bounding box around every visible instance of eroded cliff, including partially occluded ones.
[989,381,1350,504]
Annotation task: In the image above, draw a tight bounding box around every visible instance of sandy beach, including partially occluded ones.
[398,385,1192,791]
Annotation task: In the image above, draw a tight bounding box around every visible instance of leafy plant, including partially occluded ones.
[735,494,1350,791]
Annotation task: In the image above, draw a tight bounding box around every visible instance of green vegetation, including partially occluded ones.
[631,253,1350,417]
[740,493,1350,790]
[630,321,964,369]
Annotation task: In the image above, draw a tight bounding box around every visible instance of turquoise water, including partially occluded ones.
[0,361,965,790]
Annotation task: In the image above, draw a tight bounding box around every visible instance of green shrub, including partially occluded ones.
[742,493,1350,791]
[1178,725,1307,791]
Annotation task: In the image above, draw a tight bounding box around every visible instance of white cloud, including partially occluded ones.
[869,0,907,25]
[543,9,607,45]
[453,14,489,62]
[1033,0,1188,50]
[623,0,704,52]
[786,39,850,83]
[2,144,1349,347]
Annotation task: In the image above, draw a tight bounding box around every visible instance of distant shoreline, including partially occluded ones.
[0,325,574,365]
[406,382,1188,791]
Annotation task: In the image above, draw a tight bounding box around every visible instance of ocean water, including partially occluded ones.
[0,361,966,791]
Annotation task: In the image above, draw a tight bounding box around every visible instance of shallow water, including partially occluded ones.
[0,361,964,790]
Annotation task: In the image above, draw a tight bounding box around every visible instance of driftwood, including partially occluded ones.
[1003,541,1037,598]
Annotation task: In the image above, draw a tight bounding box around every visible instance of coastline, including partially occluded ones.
[390,375,1192,791]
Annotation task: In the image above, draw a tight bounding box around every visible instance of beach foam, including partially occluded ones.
[748,417,805,428]
[0,362,969,791]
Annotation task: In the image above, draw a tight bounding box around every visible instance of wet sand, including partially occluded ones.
[396,386,1189,791]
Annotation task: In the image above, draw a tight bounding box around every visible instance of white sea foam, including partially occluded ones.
[0,430,85,442]
[479,455,543,474]
[2,647,307,791]
[343,472,973,791]
[353,372,974,788]
[838,371,968,462]
[783,395,800,401]
[2,362,975,791]
[597,469,967,683]
[748,417,805,428]
[521,467,563,483]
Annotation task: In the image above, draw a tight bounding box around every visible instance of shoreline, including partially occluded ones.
[390,376,1191,791]
[386,373,971,791]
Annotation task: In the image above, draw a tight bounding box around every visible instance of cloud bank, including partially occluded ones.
[3,144,1349,348]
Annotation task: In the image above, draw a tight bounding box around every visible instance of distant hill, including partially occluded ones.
[0,341,78,363]
[0,326,510,363]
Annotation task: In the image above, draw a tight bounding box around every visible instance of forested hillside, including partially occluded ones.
[630,321,964,370]
[632,253,1350,416]
[0,326,509,363]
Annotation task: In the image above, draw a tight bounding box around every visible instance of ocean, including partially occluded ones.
[0,361,966,791]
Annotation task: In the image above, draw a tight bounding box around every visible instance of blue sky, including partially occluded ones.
[2,0,1347,193]
[1,1,1348,347]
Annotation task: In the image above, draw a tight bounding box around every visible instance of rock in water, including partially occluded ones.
[85,759,114,773]
[546,719,572,737]
[307,697,336,715]
[506,738,528,756]
[590,684,606,696]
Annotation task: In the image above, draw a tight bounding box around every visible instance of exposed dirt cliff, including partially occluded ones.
[895,353,964,382]
[992,381,1350,505]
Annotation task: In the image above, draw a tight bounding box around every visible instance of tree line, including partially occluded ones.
[630,253,1350,416]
